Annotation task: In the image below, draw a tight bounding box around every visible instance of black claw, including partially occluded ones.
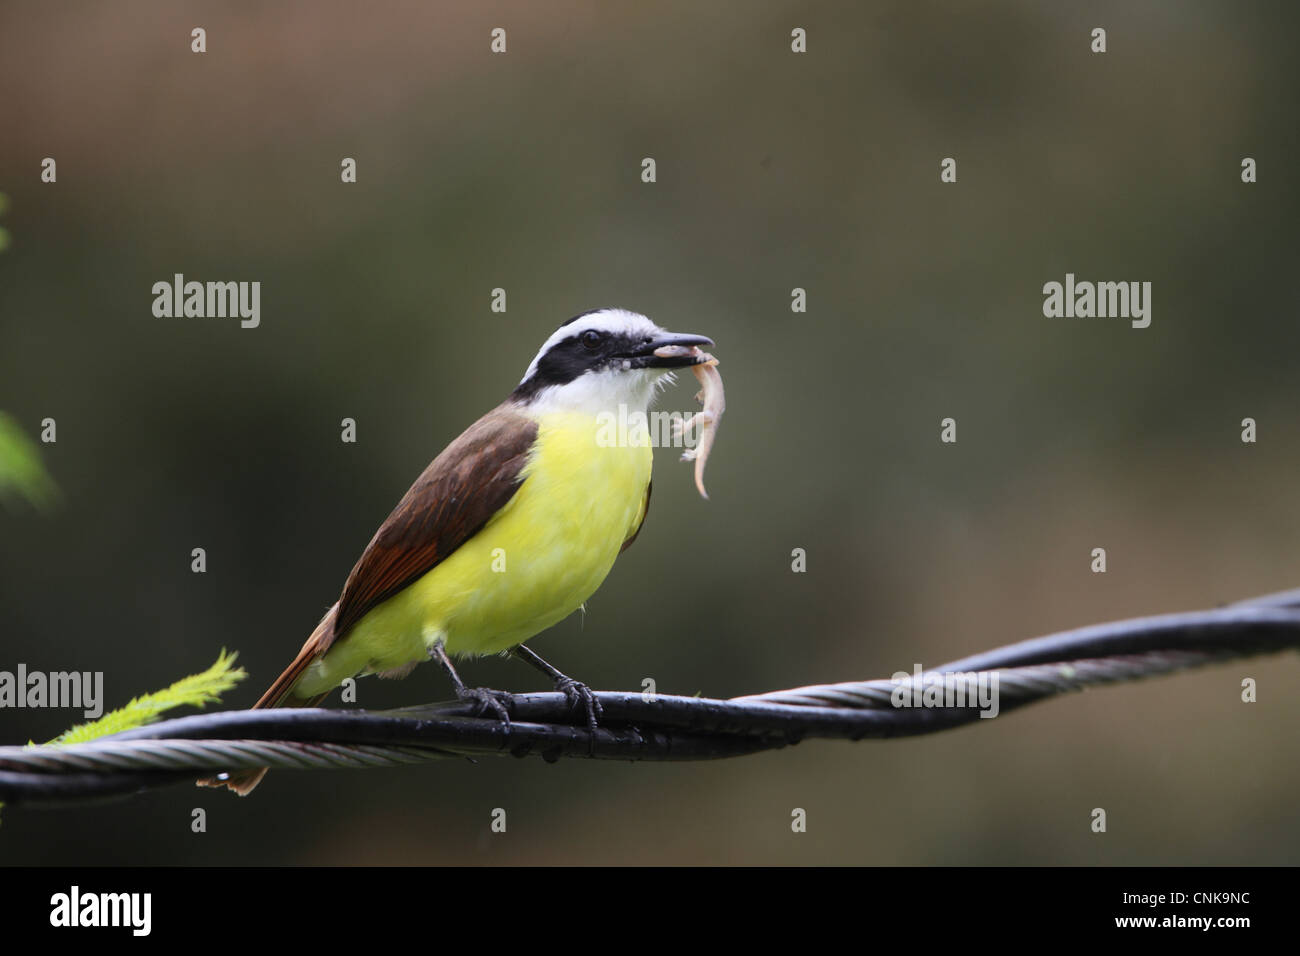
[458,686,513,724]
[508,645,600,754]
[555,677,601,741]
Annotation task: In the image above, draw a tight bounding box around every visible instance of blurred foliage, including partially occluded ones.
[0,412,59,511]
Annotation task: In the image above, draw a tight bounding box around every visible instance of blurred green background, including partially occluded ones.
[2,0,1298,864]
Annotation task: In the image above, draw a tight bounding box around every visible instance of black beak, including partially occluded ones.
[630,332,715,369]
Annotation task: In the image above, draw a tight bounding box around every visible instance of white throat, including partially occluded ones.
[520,367,672,419]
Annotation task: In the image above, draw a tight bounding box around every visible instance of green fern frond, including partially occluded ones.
[0,651,246,823]
[48,649,247,745]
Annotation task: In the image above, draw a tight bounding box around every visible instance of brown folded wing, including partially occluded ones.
[332,404,539,643]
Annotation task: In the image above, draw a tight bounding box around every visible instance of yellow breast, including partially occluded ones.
[295,410,651,696]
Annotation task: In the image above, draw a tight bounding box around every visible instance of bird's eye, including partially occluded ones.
[580,330,604,350]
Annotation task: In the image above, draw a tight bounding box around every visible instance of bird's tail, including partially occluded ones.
[196,604,339,795]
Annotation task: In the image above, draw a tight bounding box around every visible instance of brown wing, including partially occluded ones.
[620,480,652,553]
[197,408,537,796]
[332,404,539,640]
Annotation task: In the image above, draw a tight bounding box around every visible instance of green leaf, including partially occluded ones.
[0,412,60,511]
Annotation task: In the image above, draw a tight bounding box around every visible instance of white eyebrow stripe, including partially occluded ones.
[520,308,660,384]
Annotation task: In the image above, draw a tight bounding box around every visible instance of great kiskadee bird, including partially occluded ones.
[199,308,715,794]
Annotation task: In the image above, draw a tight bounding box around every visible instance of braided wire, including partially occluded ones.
[1,591,1296,805]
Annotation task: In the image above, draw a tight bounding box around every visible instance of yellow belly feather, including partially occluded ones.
[294,411,651,697]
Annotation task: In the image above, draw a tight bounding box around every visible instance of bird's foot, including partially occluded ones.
[458,686,514,724]
[555,676,602,736]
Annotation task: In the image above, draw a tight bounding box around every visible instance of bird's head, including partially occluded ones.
[511,308,714,414]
